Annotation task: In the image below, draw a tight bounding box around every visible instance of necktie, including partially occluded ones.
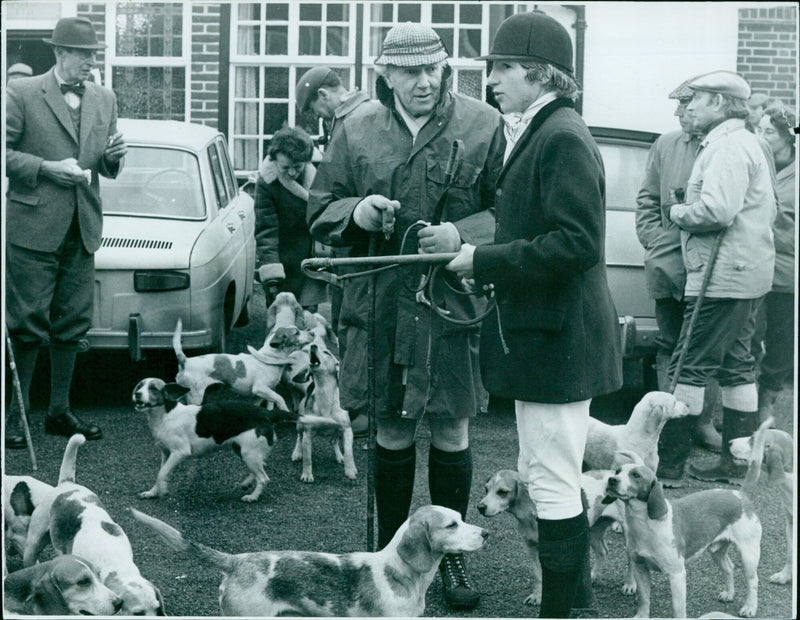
[60,82,86,96]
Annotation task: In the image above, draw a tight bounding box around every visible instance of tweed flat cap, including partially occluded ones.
[688,71,751,101]
[668,80,694,101]
[375,22,448,67]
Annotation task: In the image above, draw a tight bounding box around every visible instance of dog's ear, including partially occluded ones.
[269,329,287,347]
[646,479,669,520]
[265,302,278,333]
[397,517,436,573]
[163,382,190,403]
[29,569,71,615]
[295,305,308,330]
[152,582,167,616]
[612,450,642,468]
[764,445,785,485]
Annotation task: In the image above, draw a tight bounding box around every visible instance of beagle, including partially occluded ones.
[130,504,487,617]
[605,429,767,619]
[584,391,690,471]
[4,555,123,616]
[730,417,794,585]
[172,317,312,408]
[22,435,165,616]
[133,377,316,502]
[4,476,55,558]
[291,343,357,483]
[476,468,629,605]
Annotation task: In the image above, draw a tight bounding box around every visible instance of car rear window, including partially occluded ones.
[100,147,206,219]
[597,142,650,212]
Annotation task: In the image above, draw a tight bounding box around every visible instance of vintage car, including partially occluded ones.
[89,119,256,359]
[593,126,661,388]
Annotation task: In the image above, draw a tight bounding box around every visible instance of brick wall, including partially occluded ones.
[738,6,797,109]
[190,3,221,128]
[78,3,107,82]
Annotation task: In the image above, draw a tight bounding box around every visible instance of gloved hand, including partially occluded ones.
[258,264,285,308]
[417,222,461,254]
[352,195,401,235]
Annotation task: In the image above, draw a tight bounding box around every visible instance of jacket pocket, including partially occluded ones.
[8,191,40,206]
[684,234,707,272]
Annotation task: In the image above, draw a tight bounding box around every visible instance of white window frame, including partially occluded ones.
[104,1,192,120]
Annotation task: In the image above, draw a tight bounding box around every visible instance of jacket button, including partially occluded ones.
[496,188,502,197]
[734,264,745,271]
[401,410,408,417]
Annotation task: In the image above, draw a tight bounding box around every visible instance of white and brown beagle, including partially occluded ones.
[605,431,767,619]
[4,555,123,616]
[730,416,794,585]
[477,468,629,605]
[4,475,55,559]
[584,391,690,471]
[291,342,357,483]
[133,377,319,502]
[130,504,486,617]
[22,435,165,616]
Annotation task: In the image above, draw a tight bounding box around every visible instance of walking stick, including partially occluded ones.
[5,326,38,470]
[668,230,726,394]
[365,232,378,551]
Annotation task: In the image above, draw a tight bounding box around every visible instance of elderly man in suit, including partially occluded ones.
[5,17,127,449]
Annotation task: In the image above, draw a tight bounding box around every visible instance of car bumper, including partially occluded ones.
[87,316,213,361]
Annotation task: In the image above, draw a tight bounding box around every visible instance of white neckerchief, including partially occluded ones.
[502,91,558,164]
[54,69,81,110]
[393,93,433,144]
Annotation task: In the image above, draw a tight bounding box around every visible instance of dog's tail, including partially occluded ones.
[129,508,235,572]
[296,414,344,431]
[172,318,187,370]
[741,416,773,497]
[58,434,86,485]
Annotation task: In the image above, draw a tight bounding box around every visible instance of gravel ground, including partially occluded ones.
[4,287,796,618]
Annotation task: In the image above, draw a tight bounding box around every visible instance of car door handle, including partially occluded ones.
[226,222,237,233]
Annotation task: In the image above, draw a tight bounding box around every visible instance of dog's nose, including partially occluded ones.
[608,477,618,487]
[480,529,489,540]
[113,598,124,612]
[476,503,486,514]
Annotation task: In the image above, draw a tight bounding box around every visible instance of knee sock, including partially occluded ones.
[429,445,472,520]
[49,344,78,415]
[375,443,416,549]
[537,511,590,619]
[7,342,39,417]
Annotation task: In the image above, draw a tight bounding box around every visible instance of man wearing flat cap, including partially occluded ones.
[636,77,724,486]
[447,10,621,616]
[308,22,503,610]
[663,71,776,485]
[5,16,127,448]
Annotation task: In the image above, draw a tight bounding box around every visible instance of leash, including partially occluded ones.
[5,325,38,470]
[668,230,725,394]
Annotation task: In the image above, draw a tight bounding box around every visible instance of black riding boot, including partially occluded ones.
[537,512,590,619]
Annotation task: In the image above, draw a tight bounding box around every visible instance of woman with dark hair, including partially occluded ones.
[255,126,327,310]
[754,103,796,422]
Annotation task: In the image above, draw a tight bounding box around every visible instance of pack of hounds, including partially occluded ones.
[3,293,794,617]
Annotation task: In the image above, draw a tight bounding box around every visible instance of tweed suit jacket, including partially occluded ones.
[473,98,623,403]
[5,67,120,254]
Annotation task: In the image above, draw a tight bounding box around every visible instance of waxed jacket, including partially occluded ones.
[636,131,702,301]
[771,162,795,293]
[473,99,623,403]
[308,72,503,417]
[670,119,775,299]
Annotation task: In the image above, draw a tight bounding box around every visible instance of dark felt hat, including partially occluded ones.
[296,67,336,112]
[43,17,105,50]
[477,10,573,75]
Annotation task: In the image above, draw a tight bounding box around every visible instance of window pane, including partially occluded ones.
[398,3,420,22]
[459,4,482,25]
[370,4,393,22]
[263,103,288,135]
[435,28,453,58]
[326,26,349,56]
[264,67,289,98]
[237,25,260,55]
[112,66,185,120]
[265,3,289,20]
[234,138,259,170]
[265,25,288,54]
[370,26,390,56]
[237,3,260,20]
[458,29,481,58]
[327,3,348,21]
[456,70,482,100]
[432,3,454,22]
[207,145,228,209]
[299,25,321,55]
[115,2,182,57]
[234,66,259,98]
[300,3,322,21]
[234,102,259,133]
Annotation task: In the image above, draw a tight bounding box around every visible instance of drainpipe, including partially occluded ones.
[565,4,587,115]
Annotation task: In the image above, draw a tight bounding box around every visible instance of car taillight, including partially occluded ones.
[133,271,190,292]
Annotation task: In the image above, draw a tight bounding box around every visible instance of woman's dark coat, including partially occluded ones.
[473,99,623,403]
